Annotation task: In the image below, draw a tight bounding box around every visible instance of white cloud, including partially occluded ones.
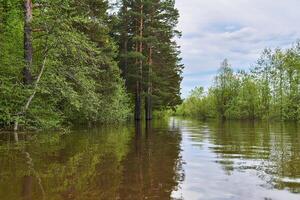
[175,0,300,97]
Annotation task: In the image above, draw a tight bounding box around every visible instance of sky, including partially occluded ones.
[175,0,300,97]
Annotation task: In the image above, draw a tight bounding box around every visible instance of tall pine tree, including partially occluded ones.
[115,0,183,120]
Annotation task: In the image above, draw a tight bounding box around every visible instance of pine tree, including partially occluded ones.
[116,0,183,120]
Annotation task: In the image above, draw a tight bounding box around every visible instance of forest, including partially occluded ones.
[1,1,300,200]
[0,0,183,130]
[176,43,300,121]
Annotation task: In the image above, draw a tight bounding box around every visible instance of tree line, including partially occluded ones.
[176,42,300,121]
[0,0,183,130]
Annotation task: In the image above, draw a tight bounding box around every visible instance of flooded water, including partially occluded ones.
[0,118,299,200]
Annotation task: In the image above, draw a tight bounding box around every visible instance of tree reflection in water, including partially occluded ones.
[0,120,183,200]
[2,119,298,200]
[118,120,183,200]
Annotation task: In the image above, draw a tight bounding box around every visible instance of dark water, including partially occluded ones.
[0,118,299,200]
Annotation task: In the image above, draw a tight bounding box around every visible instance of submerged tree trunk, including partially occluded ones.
[135,3,144,121]
[135,81,142,120]
[23,0,33,84]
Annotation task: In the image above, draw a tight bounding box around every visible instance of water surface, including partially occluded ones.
[0,118,299,200]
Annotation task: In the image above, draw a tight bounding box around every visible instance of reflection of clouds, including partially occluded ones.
[173,120,300,199]
[208,121,300,193]
[175,0,300,97]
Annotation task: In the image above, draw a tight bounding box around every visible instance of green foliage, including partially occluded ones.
[176,87,215,119]
[0,0,26,128]
[0,0,131,129]
[212,59,240,119]
[176,43,300,121]
[0,0,183,129]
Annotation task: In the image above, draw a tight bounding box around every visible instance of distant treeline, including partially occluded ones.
[0,0,183,130]
[176,43,300,121]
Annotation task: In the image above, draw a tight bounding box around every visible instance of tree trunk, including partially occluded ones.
[14,56,47,131]
[135,81,142,120]
[135,3,144,121]
[146,47,153,120]
[23,0,33,84]
[121,3,129,88]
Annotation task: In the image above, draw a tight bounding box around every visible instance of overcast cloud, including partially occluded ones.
[175,0,300,97]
